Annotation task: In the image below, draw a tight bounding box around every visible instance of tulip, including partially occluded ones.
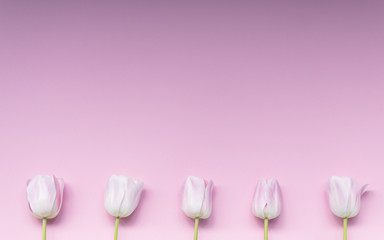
[26,174,64,240]
[182,176,213,240]
[104,175,144,240]
[252,178,281,240]
[327,176,367,240]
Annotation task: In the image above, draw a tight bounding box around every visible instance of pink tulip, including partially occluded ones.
[252,178,281,240]
[252,178,281,220]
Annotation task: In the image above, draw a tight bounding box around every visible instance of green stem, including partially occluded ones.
[114,217,120,240]
[194,218,199,240]
[42,218,47,240]
[343,218,347,240]
[264,218,268,240]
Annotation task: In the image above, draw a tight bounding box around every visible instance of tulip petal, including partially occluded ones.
[119,178,144,217]
[360,184,368,195]
[200,180,213,219]
[328,176,350,218]
[47,177,64,219]
[349,184,368,217]
[252,179,268,219]
[267,179,281,219]
[104,175,126,217]
[346,178,360,218]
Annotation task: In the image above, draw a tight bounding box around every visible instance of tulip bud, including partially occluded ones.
[26,175,64,219]
[181,176,213,219]
[327,176,367,219]
[252,178,281,220]
[104,175,144,218]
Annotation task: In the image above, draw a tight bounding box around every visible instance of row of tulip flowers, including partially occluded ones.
[26,175,366,240]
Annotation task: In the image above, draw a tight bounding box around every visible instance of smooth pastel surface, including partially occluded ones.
[0,1,383,240]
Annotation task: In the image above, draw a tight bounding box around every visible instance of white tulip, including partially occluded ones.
[327,176,367,218]
[181,176,213,219]
[27,175,64,219]
[104,175,144,218]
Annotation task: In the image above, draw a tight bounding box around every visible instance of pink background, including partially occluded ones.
[0,1,383,239]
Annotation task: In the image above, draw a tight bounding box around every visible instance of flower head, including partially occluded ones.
[327,176,367,218]
[104,175,144,218]
[27,175,64,219]
[182,176,213,219]
[252,178,281,220]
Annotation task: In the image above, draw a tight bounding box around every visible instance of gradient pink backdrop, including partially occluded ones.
[0,1,383,239]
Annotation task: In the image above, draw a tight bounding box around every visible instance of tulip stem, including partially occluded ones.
[114,217,120,240]
[194,218,199,240]
[343,218,347,240]
[264,218,268,240]
[42,217,47,240]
